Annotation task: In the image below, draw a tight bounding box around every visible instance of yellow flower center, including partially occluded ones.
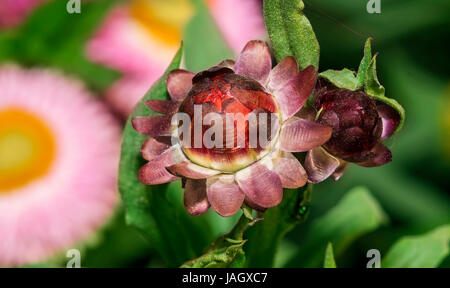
[0,108,56,193]
[130,0,193,46]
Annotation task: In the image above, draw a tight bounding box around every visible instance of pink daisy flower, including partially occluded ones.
[87,0,265,117]
[132,41,332,216]
[0,65,121,266]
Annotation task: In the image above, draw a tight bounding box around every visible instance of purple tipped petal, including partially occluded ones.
[169,161,220,179]
[267,56,298,91]
[331,161,348,181]
[275,65,317,120]
[304,147,340,183]
[273,152,307,188]
[206,175,245,217]
[280,117,332,152]
[244,197,266,212]
[184,179,210,215]
[141,137,170,161]
[357,143,392,167]
[132,115,172,136]
[138,145,185,185]
[377,104,401,140]
[218,59,235,70]
[234,40,272,84]
[235,163,283,208]
[166,69,195,102]
[145,100,179,115]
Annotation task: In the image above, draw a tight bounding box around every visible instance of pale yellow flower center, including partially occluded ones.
[0,108,55,193]
[130,0,193,46]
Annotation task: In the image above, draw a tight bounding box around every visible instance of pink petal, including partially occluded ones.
[273,152,307,188]
[331,161,348,181]
[141,137,170,161]
[304,147,340,183]
[206,175,245,217]
[169,161,220,179]
[357,143,392,167]
[132,115,172,136]
[184,179,210,216]
[244,197,266,212]
[280,117,332,152]
[267,56,299,91]
[207,0,266,54]
[138,145,184,185]
[145,100,179,115]
[234,40,272,84]
[166,69,195,102]
[275,65,317,120]
[235,163,283,208]
[377,104,401,140]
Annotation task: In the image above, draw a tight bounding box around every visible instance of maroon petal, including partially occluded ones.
[273,152,307,188]
[275,65,317,120]
[206,175,245,217]
[132,115,172,136]
[331,161,348,181]
[166,69,195,102]
[145,100,179,115]
[295,106,317,122]
[141,137,170,161]
[234,40,272,84]
[304,147,340,183]
[184,179,210,215]
[235,163,283,208]
[138,145,185,185]
[267,56,298,91]
[377,104,401,140]
[280,117,332,152]
[357,143,392,167]
[218,59,235,70]
[169,161,220,179]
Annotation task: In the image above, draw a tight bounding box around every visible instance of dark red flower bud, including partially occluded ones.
[313,86,383,163]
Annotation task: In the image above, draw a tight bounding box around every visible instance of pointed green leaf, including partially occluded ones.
[365,55,405,133]
[356,37,373,88]
[323,242,337,268]
[383,225,450,268]
[118,46,212,267]
[244,185,312,267]
[263,0,320,69]
[286,187,388,267]
[320,68,359,91]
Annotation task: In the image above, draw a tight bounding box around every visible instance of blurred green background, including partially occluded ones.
[1,0,449,267]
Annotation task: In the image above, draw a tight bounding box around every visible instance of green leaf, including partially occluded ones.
[0,0,119,91]
[244,185,312,267]
[263,0,320,69]
[181,214,254,268]
[183,0,233,72]
[323,242,337,268]
[383,225,450,268]
[356,37,373,88]
[319,68,359,90]
[365,55,405,133]
[118,45,212,267]
[286,186,388,267]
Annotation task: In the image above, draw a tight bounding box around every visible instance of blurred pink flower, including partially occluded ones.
[87,0,265,117]
[0,0,45,28]
[0,65,121,266]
